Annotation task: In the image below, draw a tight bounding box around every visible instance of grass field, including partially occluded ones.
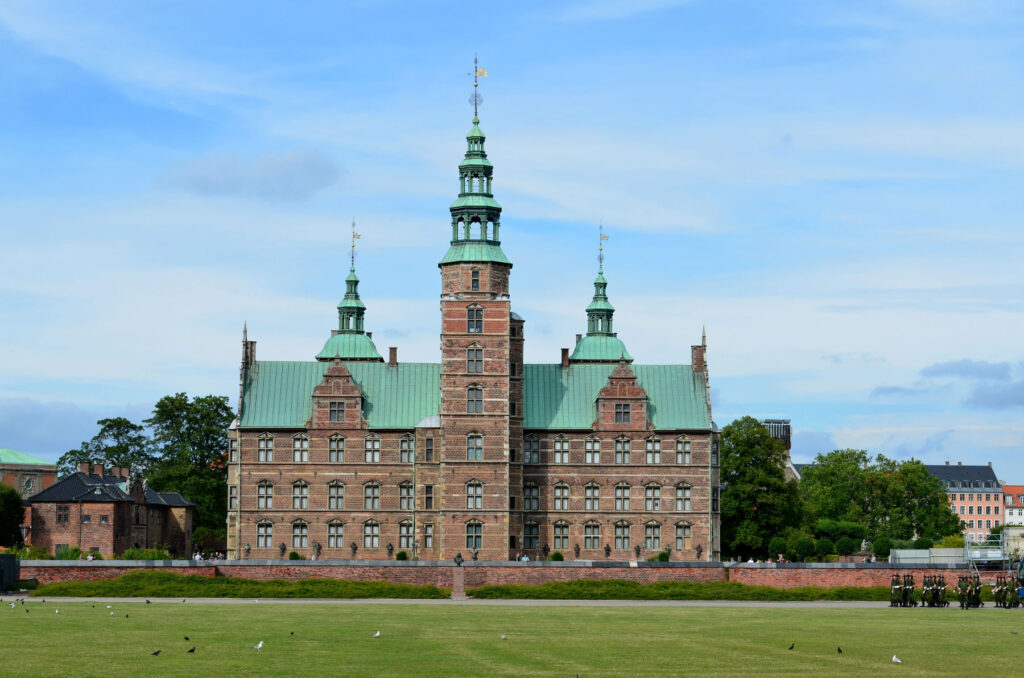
[0,598,1020,677]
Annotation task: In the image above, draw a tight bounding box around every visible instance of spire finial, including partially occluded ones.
[350,218,361,269]
[469,53,487,120]
[243,321,247,342]
[598,222,609,271]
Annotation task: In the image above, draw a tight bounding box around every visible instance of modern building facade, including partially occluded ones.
[226,113,719,562]
[927,462,1003,543]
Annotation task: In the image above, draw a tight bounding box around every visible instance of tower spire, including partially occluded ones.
[315,225,382,361]
[469,53,487,120]
[350,218,361,269]
[569,227,633,363]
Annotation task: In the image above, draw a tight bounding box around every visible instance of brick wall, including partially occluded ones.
[728,563,987,588]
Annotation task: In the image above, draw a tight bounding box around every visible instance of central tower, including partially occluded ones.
[437,113,520,560]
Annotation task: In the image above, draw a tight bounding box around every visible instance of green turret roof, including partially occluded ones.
[439,241,512,265]
[316,333,383,361]
[0,448,54,466]
[569,335,633,363]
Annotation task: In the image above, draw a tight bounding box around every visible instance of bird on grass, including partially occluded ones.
[9,602,14,609]
[1012,631,1018,635]
[187,647,195,654]
[146,599,152,604]
[110,611,114,616]
[373,630,381,638]
[106,605,112,609]
[501,634,508,640]
[893,655,902,664]
[253,641,263,651]
[151,650,161,656]
[787,643,794,650]
[125,614,129,618]
[55,609,60,614]
[837,647,842,655]
[290,632,294,636]
[184,636,190,641]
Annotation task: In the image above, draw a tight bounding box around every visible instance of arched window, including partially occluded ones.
[584,522,600,550]
[399,520,413,549]
[363,520,379,548]
[675,437,691,465]
[328,481,345,510]
[585,436,601,464]
[466,344,483,373]
[524,484,539,511]
[584,483,600,511]
[329,435,345,463]
[467,305,483,333]
[553,483,569,511]
[675,484,692,512]
[466,520,482,549]
[553,521,569,550]
[524,522,539,550]
[327,521,344,549]
[675,522,692,551]
[614,483,630,511]
[399,481,413,510]
[614,521,630,550]
[257,434,274,462]
[645,484,661,511]
[553,436,569,464]
[400,434,415,463]
[364,435,380,463]
[644,522,661,551]
[364,483,380,510]
[292,520,309,548]
[466,481,483,509]
[257,481,273,509]
[292,481,309,509]
[615,437,631,464]
[292,435,309,463]
[467,385,483,413]
[645,437,661,464]
[256,521,273,549]
[467,433,483,461]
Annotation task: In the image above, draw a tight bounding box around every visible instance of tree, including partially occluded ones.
[0,483,25,546]
[720,416,802,559]
[865,457,960,542]
[145,393,234,540]
[56,417,154,478]
[799,449,871,524]
[815,537,834,558]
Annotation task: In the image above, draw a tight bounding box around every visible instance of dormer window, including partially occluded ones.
[329,401,345,422]
[614,403,631,423]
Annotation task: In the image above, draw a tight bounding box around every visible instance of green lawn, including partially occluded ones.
[0,600,1019,677]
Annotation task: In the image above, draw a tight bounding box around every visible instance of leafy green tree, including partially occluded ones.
[834,536,858,556]
[768,536,788,559]
[872,536,892,559]
[145,393,234,541]
[815,537,834,558]
[720,417,802,559]
[56,417,153,478]
[0,483,26,546]
[799,449,871,524]
[790,537,815,562]
[865,457,959,542]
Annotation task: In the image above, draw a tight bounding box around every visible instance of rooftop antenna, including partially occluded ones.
[350,218,361,268]
[468,53,487,120]
[598,222,609,271]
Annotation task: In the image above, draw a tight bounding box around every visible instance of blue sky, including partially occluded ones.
[1,0,1023,480]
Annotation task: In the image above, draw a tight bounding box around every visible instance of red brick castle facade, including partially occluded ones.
[226,114,720,561]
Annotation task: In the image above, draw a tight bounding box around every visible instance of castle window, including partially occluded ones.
[645,485,661,511]
[424,523,434,548]
[524,484,539,511]
[615,438,631,464]
[467,433,483,461]
[292,435,309,463]
[466,520,482,549]
[676,523,692,551]
[228,486,238,510]
[585,437,600,464]
[258,435,274,462]
[584,522,600,550]
[400,435,415,463]
[645,438,661,464]
[553,522,569,550]
[425,438,434,462]
[400,482,414,510]
[399,521,413,549]
[329,401,345,422]
[364,435,380,463]
[327,521,344,548]
[553,483,569,511]
[364,483,380,510]
[329,436,344,463]
[425,485,434,509]
[292,521,309,548]
[229,439,238,463]
[467,347,483,373]
[328,482,345,509]
[524,437,540,464]
[711,441,719,466]
[614,522,630,550]
[585,483,600,511]
[467,386,483,413]
[712,486,719,512]
[644,522,661,550]
[676,485,692,512]
[553,437,569,464]
[676,438,691,465]
[56,505,70,525]
[467,482,483,509]
[524,523,539,550]
[292,482,309,509]
[471,269,480,291]
[467,305,483,333]
[363,521,380,548]
[614,403,631,423]
[257,482,273,509]
[256,521,273,549]
[615,483,630,511]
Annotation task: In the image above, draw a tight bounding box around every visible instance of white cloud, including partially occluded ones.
[163,149,342,201]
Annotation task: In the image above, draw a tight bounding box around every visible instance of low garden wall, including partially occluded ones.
[16,560,995,591]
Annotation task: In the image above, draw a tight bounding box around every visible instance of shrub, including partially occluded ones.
[3,544,52,560]
[815,537,834,558]
[120,547,173,560]
[824,554,841,562]
[54,545,81,560]
[937,534,964,548]
[914,537,933,549]
[548,551,564,561]
[395,550,409,560]
[834,536,858,556]
[790,537,815,562]
[890,539,916,551]
[768,536,787,559]
[288,551,305,560]
[466,579,893,601]
[656,551,670,562]
[871,537,892,559]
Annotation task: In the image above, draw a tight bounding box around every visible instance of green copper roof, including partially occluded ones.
[569,335,633,363]
[524,363,709,430]
[241,361,440,429]
[585,298,615,312]
[0,448,53,466]
[439,241,512,265]
[239,361,708,431]
[316,333,383,361]
[468,119,485,138]
[450,194,502,210]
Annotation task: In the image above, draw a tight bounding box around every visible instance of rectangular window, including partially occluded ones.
[258,437,273,462]
[292,484,308,509]
[329,401,345,422]
[585,485,600,511]
[676,486,691,512]
[644,524,660,550]
[329,437,344,462]
[467,435,483,461]
[425,438,434,462]
[986,520,992,529]
[986,494,991,501]
[467,348,483,373]
[646,439,661,464]
[510,496,516,509]
[400,437,415,463]
[960,493,965,501]
[524,524,539,550]
[364,523,379,548]
[327,522,344,548]
[584,524,600,550]
[615,486,630,511]
[969,519,975,528]
[466,523,482,549]
[614,403,631,423]
[100,515,109,525]
[467,387,483,413]
[364,437,380,463]
[676,440,691,465]
[471,270,480,291]
[554,485,569,510]
[467,484,482,510]
[524,486,539,511]
[615,439,630,464]
[510,363,516,376]
[995,506,1000,515]
[292,522,308,548]
[425,485,434,510]
[969,506,974,515]
[424,524,434,548]
[960,505,965,515]
[553,438,569,464]
[553,523,569,550]
[399,484,413,510]
[228,439,238,463]
[510,402,517,416]
[257,484,273,509]
[293,437,309,463]
[676,524,692,551]
[585,438,600,464]
[364,485,380,510]
[257,523,272,549]
[329,484,344,509]
[711,441,719,466]
[645,486,661,511]
[525,439,540,464]
[399,522,413,549]
[81,514,91,524]
[467,307,483,333]
[228,486,238,510]
[56,505,70,525]
[614,523,630,550]
[712,486,719,512]
[986,506,992,515]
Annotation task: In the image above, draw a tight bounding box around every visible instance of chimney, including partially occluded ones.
[389,346,398,367]
[988,461,992,467]
[945,461,950,466]
[691,344,706,372]
[561,348,570,368]
[78,462,91,474]
[575,334,582,346]
[94,463,105,477]
[367,332,373,339]
[958,461,962,466]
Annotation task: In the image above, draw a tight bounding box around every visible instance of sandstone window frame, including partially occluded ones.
[399,520,413,549]
[614,521,630,550]
[328,481,345,510]
[363,520,380,548]
[329,435,345,463]
[257,481,273,509]
[364,483,380,510]
[467,432,483,461]
[644,521,661,550]
[364,434,381,463]
[645,436,661,464]
[466,520,483,550]
[645,484,661,511]
[466,304,483,333]
[466,344,483,373]
[584,522,600,550]
[553,483,570,511]
[585,436,601,464]
[256,521,273,549]
[524,484,539,511]
[524,522,540,550]
[292,435,309,463]
[615,437,631,464]
[676,437,691,465]
[524,436,540,464]
[467,385,484,414]
[328,401,345,422]
[614,483,630,511]
[675,522,692,551]
[584,483,600,511]
[400,434,415,463]
[257,434,274,462]
[228,485,238,510]
[292,481,309,509]
[327,520,344,548]
[614,403,631,423]
[399,481,414,510]
[553,436,570,464]
[292,520,309,548]
[466,481,483,510]
[424,523,434,548]
[675,484,692,512]
[471,268,480,291]
[553,521,569,550]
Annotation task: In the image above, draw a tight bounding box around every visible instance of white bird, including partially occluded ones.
[110,611,115,616]
[106,605,112,609]
[501,634,507,640]
[893,655,902,664]
[373,630,381,638]
[9,602,14,608]
[253,641,263,651]
[55,609,60,614]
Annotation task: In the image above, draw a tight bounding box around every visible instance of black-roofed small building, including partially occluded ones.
[227,112,720,562]
[26,463,194,557]
[926,461,1003,544]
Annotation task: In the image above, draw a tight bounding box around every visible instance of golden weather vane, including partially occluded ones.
[598,223,609,270]
[468,53,488,118]
[351,218,361,268]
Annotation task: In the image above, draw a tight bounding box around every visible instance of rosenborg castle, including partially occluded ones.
[226,114,721,561]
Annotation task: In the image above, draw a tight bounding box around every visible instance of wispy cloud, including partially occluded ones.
[920,358,1011,380]
[966,380,1024,410]
[163,149,341,201]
